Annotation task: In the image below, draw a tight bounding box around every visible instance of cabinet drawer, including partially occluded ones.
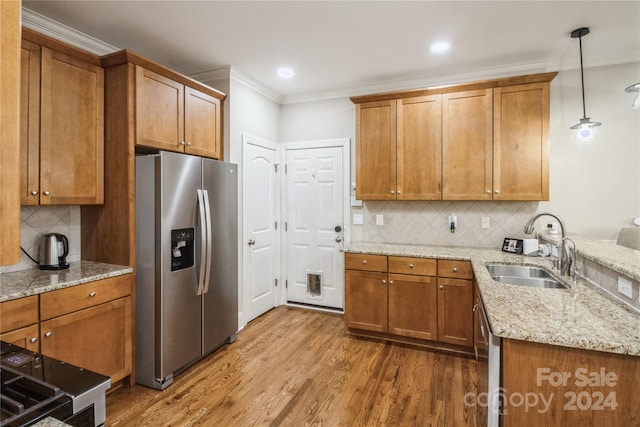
[438,260,473,279]
[40,274,132,320]
[389,256,437,276]
[0,296,39,333]
[1,324,40,351]
[345,253,387,272]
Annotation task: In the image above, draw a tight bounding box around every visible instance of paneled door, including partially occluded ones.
[242,135,280,326]
[284,140,349,310]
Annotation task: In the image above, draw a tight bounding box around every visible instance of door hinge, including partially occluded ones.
[285,280,288,289]
[275,278,278,287]
[275,221,278,230]
[285,164,288,174]
[285,222,288,231]
[274,164,279,173]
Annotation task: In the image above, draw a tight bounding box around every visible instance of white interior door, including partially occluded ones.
[284,140,349,310]
[242,135,280,323]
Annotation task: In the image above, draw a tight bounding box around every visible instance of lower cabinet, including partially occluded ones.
[344,253,474,349]
[0,274,133,386]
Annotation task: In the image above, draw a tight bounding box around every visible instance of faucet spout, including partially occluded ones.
[524,212,572,275]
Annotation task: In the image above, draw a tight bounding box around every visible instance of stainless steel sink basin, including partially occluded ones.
[486,264,568,289]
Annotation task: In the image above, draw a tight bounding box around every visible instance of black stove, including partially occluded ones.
[0,342,111,427]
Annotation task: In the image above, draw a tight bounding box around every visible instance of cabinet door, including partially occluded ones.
[345,270,388,332]
[388,273,437,340]
[0,0,21,265]
[184,86,221,159]
[1,324,40,352]
[40,47,104,205]
[396,95,442,200]
[40,297,132,384]
[135,66,184,151]
[442,89,493,200]
[437,278,473,347]
[493,82,550,200]
[355,100,396,200]
[20,40,41,206]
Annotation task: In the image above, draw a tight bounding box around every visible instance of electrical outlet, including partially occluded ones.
[481,217,490,229]
[376,214,384,226]
[617,276,633,299]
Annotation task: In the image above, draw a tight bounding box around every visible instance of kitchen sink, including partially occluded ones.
[486,264,568,289]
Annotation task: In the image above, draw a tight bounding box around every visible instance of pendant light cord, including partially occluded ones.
[578,35,587,119]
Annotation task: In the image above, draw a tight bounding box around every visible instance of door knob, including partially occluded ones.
[335,236,342,242]
[334,225,342,232]
[248,239,256,246]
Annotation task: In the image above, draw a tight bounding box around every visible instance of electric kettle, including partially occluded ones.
[39,233,69,270]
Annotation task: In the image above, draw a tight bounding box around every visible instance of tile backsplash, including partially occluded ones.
[356,200,539,248]
[0,206,81,273]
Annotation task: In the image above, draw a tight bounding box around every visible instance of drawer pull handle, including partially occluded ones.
[453,267,458,273]
[30,337,38,343]
[89,291,96,297]
[45,332,52,338]
[409,264,414,269]
[362,260,368,265]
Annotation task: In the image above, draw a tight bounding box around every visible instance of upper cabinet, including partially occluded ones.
[351,72,556,201]
[21,29,104,206]
[135,67,222,159]
[0,0,22,265]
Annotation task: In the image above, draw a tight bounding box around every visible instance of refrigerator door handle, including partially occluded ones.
[196,189,207,296]
[202,189,213,294]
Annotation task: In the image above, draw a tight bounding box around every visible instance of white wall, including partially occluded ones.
[280,62,640,243]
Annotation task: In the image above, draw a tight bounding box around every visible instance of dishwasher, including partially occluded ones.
[474,293,502,427]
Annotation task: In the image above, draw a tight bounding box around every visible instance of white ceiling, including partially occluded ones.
[22,1,640,103]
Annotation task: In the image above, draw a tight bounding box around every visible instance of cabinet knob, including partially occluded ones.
[453,267,458,273]
[486,190,491,194]
[43,190,50,196]
[408,264,414,269]
[382,279,387,284]
[30,337,38,343]
[31,190,38,196]
[89,291,96,297]
[179,141,186,146]
[494,190,500,194]
[45,331,52,338]
[397,190,402,194]
[439,285,444,290]
[389,280,394,284]
[186,141,192,146]
[473,303,478,313]
[362,260,368,265]
[390,190,395,194]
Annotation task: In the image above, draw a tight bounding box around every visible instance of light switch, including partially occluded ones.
[353,213,364,225]
[376,214,384,226]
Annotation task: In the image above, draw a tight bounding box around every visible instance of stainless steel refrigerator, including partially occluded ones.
[135,151,238,390]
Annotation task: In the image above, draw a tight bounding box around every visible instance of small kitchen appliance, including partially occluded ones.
[38,233,69,270]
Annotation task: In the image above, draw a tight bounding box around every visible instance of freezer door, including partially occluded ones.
[158,152,204,378]
[202,159,239,353]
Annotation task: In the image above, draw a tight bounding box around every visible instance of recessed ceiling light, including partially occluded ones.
[278,68,295,78]
[430,41,451,53]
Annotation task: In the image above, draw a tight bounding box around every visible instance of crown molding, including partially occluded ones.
[22,8,119,55]
[190,67,283,104]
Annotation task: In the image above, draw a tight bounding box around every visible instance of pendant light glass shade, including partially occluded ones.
[625,83,640,110]
[570,27,601,137]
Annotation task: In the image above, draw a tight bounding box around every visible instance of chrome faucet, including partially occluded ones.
[562,237,579,282]
[524,212,573,276]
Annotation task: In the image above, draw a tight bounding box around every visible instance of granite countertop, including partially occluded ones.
[0,261,133,303]
[344,241,640,356]
[31,417,72,427]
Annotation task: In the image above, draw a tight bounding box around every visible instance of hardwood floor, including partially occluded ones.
[106,307,478,426]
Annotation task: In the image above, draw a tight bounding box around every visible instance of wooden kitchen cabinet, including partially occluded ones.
[396,95,442,200]
[442,89,493,200]
[135,67,222,159]
[351,72,556,202]
[39,274,133,385]
[0,295,39,351]
[344,253,388,332]
[20,29,104,205]
[355,100,396,200]
[493,82,550,200]
[437,260,473,347]
[0,0,22,265]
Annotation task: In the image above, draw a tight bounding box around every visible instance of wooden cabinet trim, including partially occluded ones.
[350,72,558,104]
[22,28,101,66]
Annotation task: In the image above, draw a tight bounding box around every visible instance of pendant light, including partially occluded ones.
[625,82,640,110]
[569,27,601,139]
